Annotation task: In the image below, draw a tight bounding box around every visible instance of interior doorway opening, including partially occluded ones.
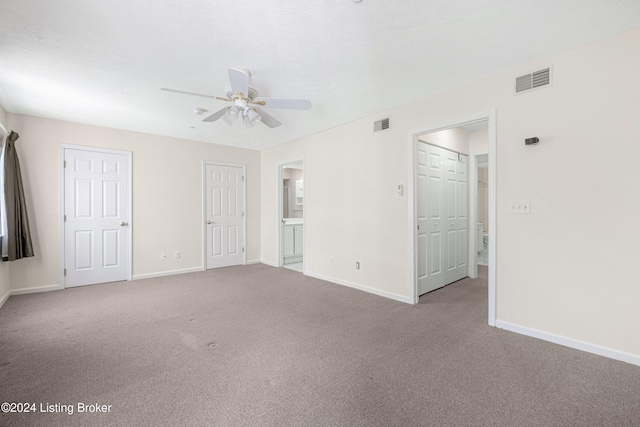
[474,153,489,271]
[410,111,496,326]
[278,160,304,272]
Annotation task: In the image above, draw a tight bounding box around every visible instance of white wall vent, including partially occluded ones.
[374,117,390,132]
[514,66,552,94]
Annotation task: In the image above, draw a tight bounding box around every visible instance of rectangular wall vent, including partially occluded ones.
[374,117,390,132]
[515,67,551,94]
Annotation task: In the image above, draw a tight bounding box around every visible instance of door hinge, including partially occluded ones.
[64,268,67,276]
[242,176,245,181]
[242,211,245,217]
[242,247,245,253]
[63,160,67,168]
[64,214,67,222]
[417,224,420,230]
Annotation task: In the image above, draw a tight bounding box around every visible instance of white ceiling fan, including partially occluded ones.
[162,68,311,128]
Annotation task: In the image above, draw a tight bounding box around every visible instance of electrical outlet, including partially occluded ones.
[174,251,180,259]
[161,252,167,260]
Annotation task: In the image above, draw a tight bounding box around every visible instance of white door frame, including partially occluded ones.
[408,110,497,326]
[277,159,304,268]
[202,161,247,269]
[59,144,133,288]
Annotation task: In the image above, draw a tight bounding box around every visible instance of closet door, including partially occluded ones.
[64,147,130,287]
[444,150,468,284]
[417,142,468,295]
[417,143,445,295]
[205,164,245,269]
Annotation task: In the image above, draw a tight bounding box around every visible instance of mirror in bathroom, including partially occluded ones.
[282,161,304,219]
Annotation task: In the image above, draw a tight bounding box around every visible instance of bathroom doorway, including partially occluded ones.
[278,160,304,272]
[475,153,489,268]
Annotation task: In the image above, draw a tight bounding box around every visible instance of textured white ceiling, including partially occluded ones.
[1,1,640,150]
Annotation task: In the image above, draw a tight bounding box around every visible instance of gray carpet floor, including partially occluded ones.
[1,264,639,426]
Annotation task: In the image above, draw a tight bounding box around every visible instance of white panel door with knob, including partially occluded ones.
[417,142,468,295]
[63,147,130,287]
[205,163,245,269]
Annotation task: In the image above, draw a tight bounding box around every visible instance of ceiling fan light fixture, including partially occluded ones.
[162,68,310,129]
[223,106,240,125]
[246,108,262,126]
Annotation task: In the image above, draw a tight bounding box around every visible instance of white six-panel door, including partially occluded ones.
[64,148,129,287]
[417,143,445,294]
[417,142,468,295]
[205,164,245,269]
[443,148,468,284]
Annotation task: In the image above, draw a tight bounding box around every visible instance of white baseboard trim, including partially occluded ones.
[304,271,412,304]
[132,267,204,281]
[11,284,62,296]
[260,259,279,267]
[495,320,640,367]
[0,290,9,309]
[246,259,262,265]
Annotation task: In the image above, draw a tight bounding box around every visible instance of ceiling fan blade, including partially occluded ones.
[228,68,250,96]
[254,97,311,110]
[254,108,282,128]
[202,107,228,122]
[161,88,230,102]
[162,88,215,99]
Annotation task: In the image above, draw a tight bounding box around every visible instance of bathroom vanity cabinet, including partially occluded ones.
[283,223,303,264]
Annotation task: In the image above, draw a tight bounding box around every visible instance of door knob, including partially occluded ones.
[207,220,213,224]
[119,221,128,226]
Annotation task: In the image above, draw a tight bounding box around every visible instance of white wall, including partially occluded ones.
[262,28,640,358]
[4,114,260,291]
[0,104,9,305]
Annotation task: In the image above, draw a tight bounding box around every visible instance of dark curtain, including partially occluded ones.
[3,131,34,261]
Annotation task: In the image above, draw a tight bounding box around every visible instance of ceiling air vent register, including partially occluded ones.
[515,67,552,94]
[374,118,390,132]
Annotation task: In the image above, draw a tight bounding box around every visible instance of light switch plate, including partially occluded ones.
[509,200,531,214]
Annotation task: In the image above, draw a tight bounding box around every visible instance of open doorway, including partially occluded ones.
[410,111,496,326]
[278,160,304,272]
[474,153,489,270]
